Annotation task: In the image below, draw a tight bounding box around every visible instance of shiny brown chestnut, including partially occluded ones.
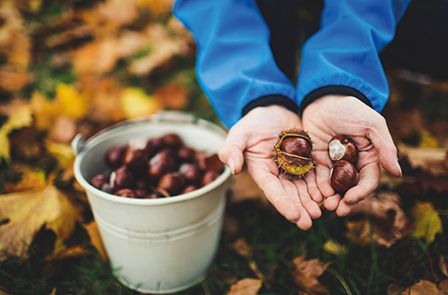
[281,136,312,158]
[115,188,139,198]
[330,160,358,193]
[328,134,359,165]
[90,174,109,190]
[197,153,224,173]
[110,166,134,190]
[157,172,186,196]
[123,148,148,173]
[179,163,202,184]
[105,145,126,168]
[161,133,184,148]
[201,170,220,187]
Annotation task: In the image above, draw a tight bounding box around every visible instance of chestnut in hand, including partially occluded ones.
[328,134,359,165]
[330,160,358,193]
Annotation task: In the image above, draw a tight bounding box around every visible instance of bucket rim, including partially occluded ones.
[73,111,232,206]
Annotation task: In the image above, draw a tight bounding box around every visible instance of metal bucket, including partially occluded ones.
[72,112,231,293]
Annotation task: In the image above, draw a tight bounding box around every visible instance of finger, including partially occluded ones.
[218,129,246,175]
[323,193,341,211]
[315,163,335,198]
[279,176,313,230]
[304,170,323,203]
[343,161,381,204]
[368,116,402,177]
[293,177,322,220]
[251,168,301,221]
[335,201,358,217]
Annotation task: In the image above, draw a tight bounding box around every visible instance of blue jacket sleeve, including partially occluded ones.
[172,0,297,128]
[297,0,412,113]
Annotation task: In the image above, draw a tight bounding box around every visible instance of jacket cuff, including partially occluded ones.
[299,86,373,115]
[242,95,299,117]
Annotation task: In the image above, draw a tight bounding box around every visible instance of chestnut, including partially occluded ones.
[123,148,148,173]
[197,153,224,173]
[281,136,312,158]
[179,163,202,184]
[115,188,139,198]
[201,170,220,187]
[161,133,183,148]
[328,134,359,165]
[147,151,177,181]
[177,146,196,162]
[330,160,358,193]
[182,185,198,194]
[110,166,134,190]
[157,172,186,196]
[90,174,109,190]
[105,145,126,168]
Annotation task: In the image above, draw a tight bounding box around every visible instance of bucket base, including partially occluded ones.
[117,271,207,294]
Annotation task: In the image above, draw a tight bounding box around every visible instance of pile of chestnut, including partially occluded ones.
[328,134,359,194]
[89,133,224,199]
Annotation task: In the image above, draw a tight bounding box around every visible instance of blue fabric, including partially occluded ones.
[173,0,412,128]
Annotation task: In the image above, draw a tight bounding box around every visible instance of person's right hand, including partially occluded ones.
[218,105,323,230]
[302,95,402,217]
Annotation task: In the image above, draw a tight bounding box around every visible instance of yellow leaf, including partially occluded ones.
[45,141,75,170]
[30,91,62,131]
[0,105,33,162]
[324,240,346,256]
[0,183,79,260]
[411,201,443,245]
[56,83,88,119]
[3,164,46,193]
[120,87,161,118]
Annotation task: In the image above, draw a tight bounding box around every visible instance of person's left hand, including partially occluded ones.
[218,105,323,230]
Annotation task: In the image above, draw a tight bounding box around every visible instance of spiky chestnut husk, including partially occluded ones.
[273,128,314,177]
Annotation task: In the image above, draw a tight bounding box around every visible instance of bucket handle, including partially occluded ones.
[71,111,226,155]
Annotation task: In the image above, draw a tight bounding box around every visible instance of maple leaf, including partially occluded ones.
[227,278,262,295]
[291,255,331,295]
[0,182,82,260]
[411,201,443,245]
[3,164,46,193]
[0,105,33,163]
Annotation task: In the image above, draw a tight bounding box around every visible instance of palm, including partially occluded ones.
[219,105,322,230]
[302,95,401,216]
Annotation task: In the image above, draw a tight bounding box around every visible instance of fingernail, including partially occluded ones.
[396,161,402,177]
[228,158,236,175]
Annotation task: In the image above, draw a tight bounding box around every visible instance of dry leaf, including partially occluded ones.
[42,244,89,262]
[55,83,89,120]
[227,278,262,295]
[348,191,413,247]
[0,105,33,163]
[120,87,162,119]
[440,257,448,278]
[230,238,251,258]
[323,240,346,256]
[83,221,108,261]
[402,280,443,295]
[411,201,443,245]
[0,183,81,260]
[398,143,448,176]
[438,280,448,294]
[3,164,46,193]
[291,255,330,295]
[154,82,189,109]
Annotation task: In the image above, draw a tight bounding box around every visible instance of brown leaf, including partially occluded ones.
[3,164,46,193]
[291,255,330,295]
[440,256,448,278]
[154,82,189,109]
[83,221,108,261]
[347,191,413,247]
[227,278,262,295]
[438,280,448,294]
[402,280,443,295]
[230,238,251,258]
[0,183,81,260]
[398,143,448,177]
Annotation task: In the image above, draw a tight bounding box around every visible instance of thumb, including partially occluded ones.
[218,128,246,175]
[368,116,402,177]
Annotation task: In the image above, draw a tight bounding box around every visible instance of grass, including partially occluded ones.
[1,195,446,295]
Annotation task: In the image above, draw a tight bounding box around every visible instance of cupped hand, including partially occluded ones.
[218,105,323,230]
[302,95,402,216]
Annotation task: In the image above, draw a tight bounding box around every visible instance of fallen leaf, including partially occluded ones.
[402,280,443,295]
[42,244,89,262]
[3,164,46,193]
[411,201,443,245]
[56,83,89,120]
[30,91,62,131]
[440,256,448,278]
[347,191,413,247]
[120,87,162,119]
[323,240,346,256]
[227,278,262,295]
[154,82,189,109]
[0,105,33,163]
[0,183,81,260]
[438,280,448,294]
[398,143,448,176]
[83,221,108,261]
[230,238,251,258]
[291,255,330,295]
